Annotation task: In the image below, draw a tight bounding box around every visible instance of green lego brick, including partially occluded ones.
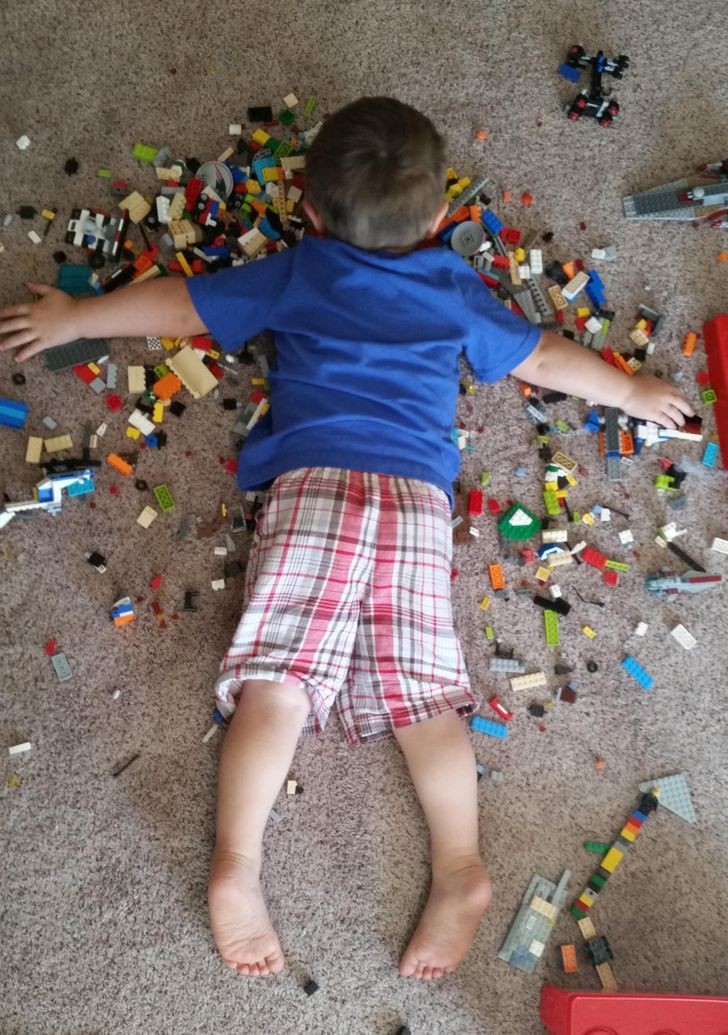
[584,841,610,856]
[570,905,586,920]
[590,872,608,888]
[278,108,295,126]
[498,502,541,541]
[543,490,561,517]
[544,609,560,647]
[153,484,175,512]
[605,559,630,572]
[132,143,158,164]
[303,95,317,117]
[274,139,294,159]
[700,388,717,404]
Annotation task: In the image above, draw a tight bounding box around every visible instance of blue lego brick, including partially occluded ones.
[622,654,654,690]
[56,264,95,297]
[201,245,231,257]
[252,153,277,186]
[0,397,29,429]
[557,62,582,82]
[481,209,504,236]
[585,270,606,308]
[258,217,280,241]
[583,408,601,432]
[471,715,508,739]
[66,477,95,497]
[702,441,719,468]
[229,165,246,184]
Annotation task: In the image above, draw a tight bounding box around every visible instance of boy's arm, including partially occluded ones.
[0,278,208,362]
[510,329,695,430]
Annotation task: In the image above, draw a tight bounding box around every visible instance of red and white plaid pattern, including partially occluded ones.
[216,467,476,745]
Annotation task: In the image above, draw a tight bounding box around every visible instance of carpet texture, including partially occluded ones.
[2,2,728,1034]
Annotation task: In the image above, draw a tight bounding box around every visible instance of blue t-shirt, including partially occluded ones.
[187,236,540,507]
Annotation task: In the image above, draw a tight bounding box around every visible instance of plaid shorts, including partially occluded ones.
[215,467,476,745]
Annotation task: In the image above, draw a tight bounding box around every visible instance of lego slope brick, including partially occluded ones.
[540,986,728,1034]
[703,313,728,467]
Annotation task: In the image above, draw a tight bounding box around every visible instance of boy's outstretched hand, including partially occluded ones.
[620,371,695,429]
[0,283,79,362]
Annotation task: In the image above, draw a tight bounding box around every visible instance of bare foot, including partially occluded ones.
[208,849,285,976]
[399,861,492,979]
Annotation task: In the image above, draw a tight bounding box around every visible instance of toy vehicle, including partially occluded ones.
[559,45,629,127]
[65,207,129,265]
[624,158,728,228]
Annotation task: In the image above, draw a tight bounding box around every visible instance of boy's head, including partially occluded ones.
[303,96,448,252]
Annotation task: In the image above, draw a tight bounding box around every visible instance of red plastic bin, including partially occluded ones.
[540,985,728,1034]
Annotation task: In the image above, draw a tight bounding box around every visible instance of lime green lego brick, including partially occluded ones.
[600,318,611,337]
[700,388,717,405]
[132,143,158,164]
[480,470,491,487]
[484,626,495,641]
[605,559,630,572]
[584,841,610,856]
[304,95,317,117]
[543,490,561,517]
[655,474,675,490]
[153,363,170,379]
[554,419,570,433]
[153,484,175,512]
[97,168,112,178]
[274,140,294,159]
[544,609,560,647]
[537,433,550,445]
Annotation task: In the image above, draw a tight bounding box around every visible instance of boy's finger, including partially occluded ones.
[674,395,696,417]
[26,282,53,297]
[0,330,36,352]
[15,340,47,362]
[0,304,30,320]
[0,316,32,338]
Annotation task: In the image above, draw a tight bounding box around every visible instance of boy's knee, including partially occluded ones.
[239,678,311,716]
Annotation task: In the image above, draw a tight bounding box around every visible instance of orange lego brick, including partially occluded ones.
[561,260,576,280]
[619,430,634,455]
[561,943,579,973]
[682,332,698,357]
[612,352,634,375]
[153,372,183,401]
[107,453,133,477]
[488,564,505,590]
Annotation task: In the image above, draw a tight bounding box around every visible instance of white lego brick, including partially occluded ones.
[128,409,155,437]
[286,779,298,795]
[96,421,107,437]
[16,135,31,150]
[618,529,634,545]
[128,365,146,394]
[211,578,226,591]
[549,585,562,599]
[630,328,650,348]
[634,621,649,637]
[283,92,299,108]
[137,506,158,529]
[529,939,546,958]
[228,123,243,135]
[529,248,543,275]
[202,725,219,743]
[542,529,569,543]
[8,741,31,755]
[213,546,227,556]
[710,537,728,555]
[518,264,532,279]
[599,508,611,523]
[670,624,696,650]
[562,271,589,302]
[42,416,58,430]
[585,316,602,334]
[510,672,547,692]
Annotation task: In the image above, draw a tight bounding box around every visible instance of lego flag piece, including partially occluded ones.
[639,773,696,823]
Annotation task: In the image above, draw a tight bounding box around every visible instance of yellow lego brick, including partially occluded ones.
[544,481,559,491]
[582,625,597,639]
[619,825,637,843]
[555,489,568,499]
[446,167,459,180]
[152,402,165,423]
[126,426,141,440]
[576,306,591,317]
[581,512,596,525]
[251,129,270,145]
[175,251,193,277]
[578,890,597,908]
[160,336,177,351]
[41,208,56,221]
[45,434,73,453]
[566,473,578,486]
[530,896,559,921]
[578,917,597,940]
[514,247,526,262]
[167,192,185,221]
[25,436,43,463]
[208,348,220,360]
[479,596,491,611]
[251,378,267,386]
[535,566,551,582]
[635,318,648,330]
[262,167,282,182]
[596,962,618,990]
[245,179,262,195]
[87,362,101,376]
[601,846,624,873]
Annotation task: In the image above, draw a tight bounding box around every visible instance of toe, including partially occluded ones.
[237,964,250,975]
[267,951,285,974]
[248,963,261,976]
[432,967,444,979]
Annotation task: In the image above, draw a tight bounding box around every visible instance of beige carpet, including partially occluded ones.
[2,2,728,1033]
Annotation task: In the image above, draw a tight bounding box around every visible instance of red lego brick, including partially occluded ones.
[486,498,501,514]
[602,569,619,586]
[581,545,608,570]
[72,363,97,385]
[540,985,728,1035]
[488,694,514,721]
[149,575,163,590]
[184,177,203,209]
[499,227,522,245]
[468,489,484,516]
[704,313,728,467]
[106,394,124,413]
[695,369,710,385]
[43,639,58,656]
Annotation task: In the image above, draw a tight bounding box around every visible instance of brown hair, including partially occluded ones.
[304,96,447,251]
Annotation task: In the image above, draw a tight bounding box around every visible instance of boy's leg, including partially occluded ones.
[393,710,492,979]
[208,678,312,977]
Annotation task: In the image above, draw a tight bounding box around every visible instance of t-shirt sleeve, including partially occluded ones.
[185,249,295,352]
[455,265,542,381]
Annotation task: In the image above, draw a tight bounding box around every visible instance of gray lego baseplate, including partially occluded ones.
[639,773,696,823]
[45,338,110,372]
[497,870,570,973]
[490,656,527,673]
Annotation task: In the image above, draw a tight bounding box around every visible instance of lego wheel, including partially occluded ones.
[566,44,585,66]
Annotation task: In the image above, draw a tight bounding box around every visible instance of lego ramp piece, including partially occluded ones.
[498,870,570,973]
[638,773,696,823]
[166,346,218,399]
[540,985,728,1034]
